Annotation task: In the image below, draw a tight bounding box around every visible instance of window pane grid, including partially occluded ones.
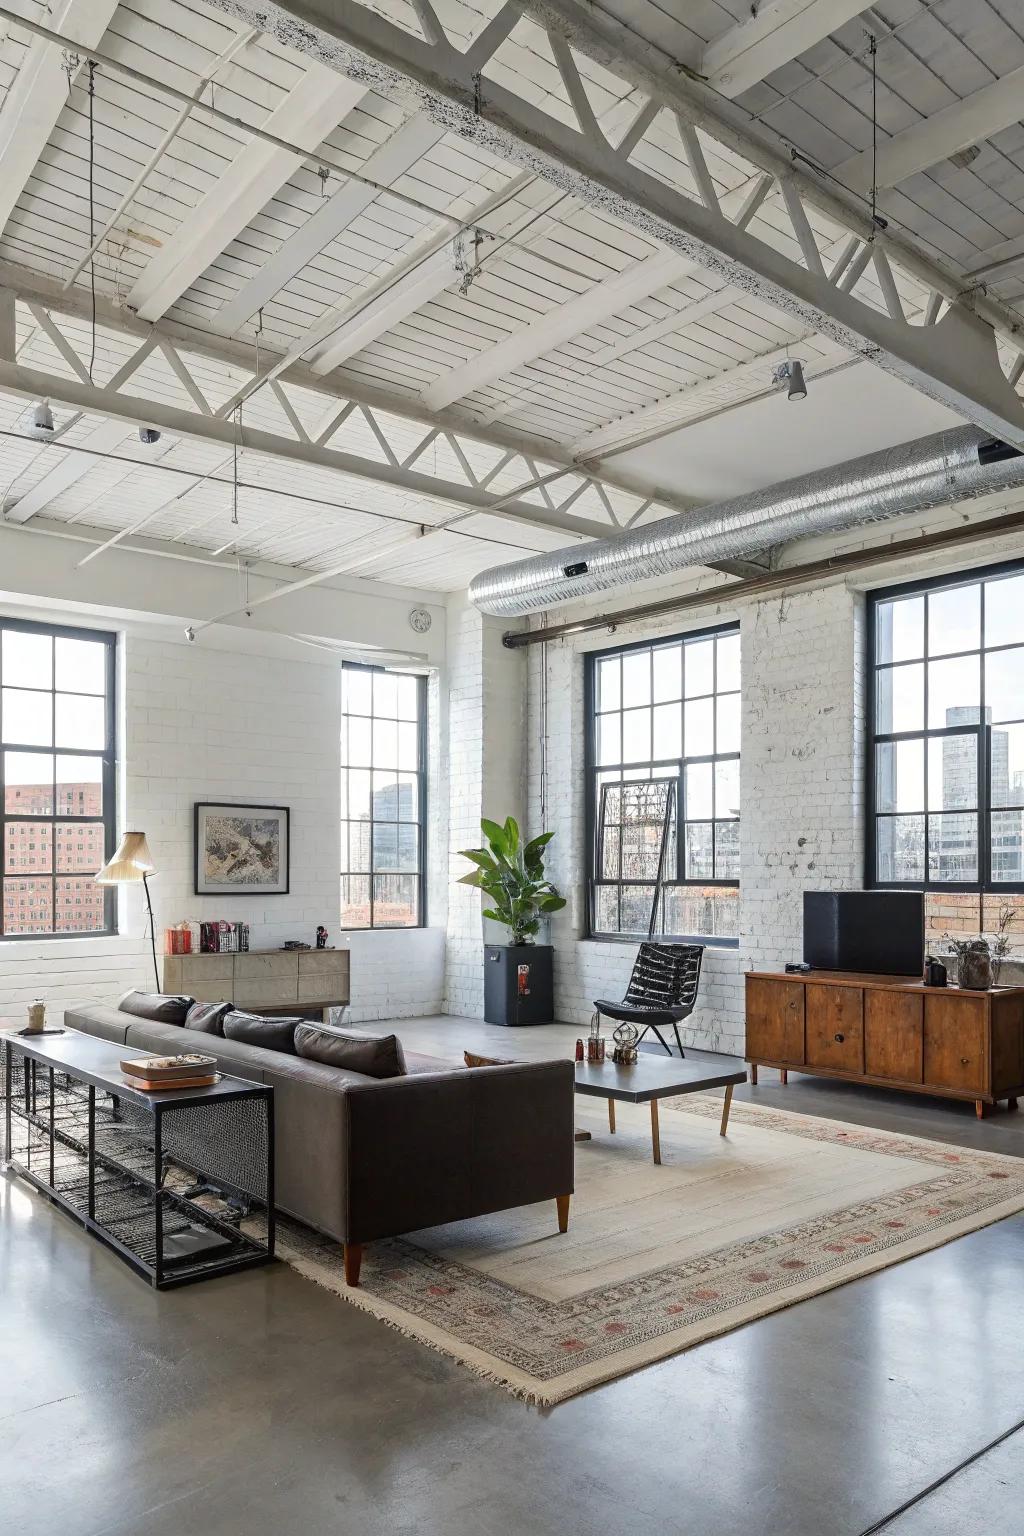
[1,622,115,939]
[340,666,425,929]
[870,565,1024,891]
[587,627,740,941]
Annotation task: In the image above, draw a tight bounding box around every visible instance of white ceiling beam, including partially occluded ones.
[214,110,446,335]
[838,63,1024,192]
[701,0,872,98]
[0,357,619,546]
[4,419,133,524]
[422,248,689,412]
[0,0,119,234]
[215,0,1024,445]
[126,67,368,321]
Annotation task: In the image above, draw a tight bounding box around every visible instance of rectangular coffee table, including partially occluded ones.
[2,1027,274,1287]
[574,1057,748,1164]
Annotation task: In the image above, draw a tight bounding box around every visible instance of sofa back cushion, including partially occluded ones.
[295,1022,406,1079]
[118,990,194,1026]
[222,1009,301,1055]
[185,1000,233,1036]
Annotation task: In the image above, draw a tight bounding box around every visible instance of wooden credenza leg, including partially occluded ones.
[975,1100,987,1120]
[780,1069,788,1085]
[1008,1097,1019,1112]
[750,1063,758,1086]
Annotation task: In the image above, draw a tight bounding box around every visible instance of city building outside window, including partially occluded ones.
[340,664,426,929]
[868,562,1024,944]
[585,624,740,944]
[1,620,116,938]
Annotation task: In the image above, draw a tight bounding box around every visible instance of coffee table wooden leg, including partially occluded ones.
[720,1083,734,1137]
[608,1098,616,1134]
[650,1098,661,1165]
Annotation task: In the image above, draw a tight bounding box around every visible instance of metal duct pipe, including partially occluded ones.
[468,426,1024,618]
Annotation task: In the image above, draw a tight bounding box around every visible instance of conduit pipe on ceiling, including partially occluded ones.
[467,427,1024,618]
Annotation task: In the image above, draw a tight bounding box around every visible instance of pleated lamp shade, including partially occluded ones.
[95,830,156,884]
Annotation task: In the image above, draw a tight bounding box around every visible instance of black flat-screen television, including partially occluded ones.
[803,891,924,976]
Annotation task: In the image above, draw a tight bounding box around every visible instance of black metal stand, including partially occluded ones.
[142,871,159,992]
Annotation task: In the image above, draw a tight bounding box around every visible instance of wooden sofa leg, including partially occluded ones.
[343,1243,364,1287]
[556,1194,571,1234]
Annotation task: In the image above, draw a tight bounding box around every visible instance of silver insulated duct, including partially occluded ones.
[468,426,1024,618]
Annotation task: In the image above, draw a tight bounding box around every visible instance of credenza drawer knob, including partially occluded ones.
[961,1057,971,1066]
[834,1033,845,1043]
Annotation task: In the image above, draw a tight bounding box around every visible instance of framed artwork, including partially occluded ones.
[194,803,290,896]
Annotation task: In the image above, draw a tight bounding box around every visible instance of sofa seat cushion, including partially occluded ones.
[185,1001,232,1036]
[295,1022,406,1078]
[222,1010,301,1055]
[64,1003,134,1045]
[118,990,194,1025]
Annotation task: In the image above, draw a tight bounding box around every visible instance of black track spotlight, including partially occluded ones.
[772,359,807,401]
[27,399,55,439]
[139,426,161,445]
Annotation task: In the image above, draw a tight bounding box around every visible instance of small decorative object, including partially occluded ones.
[25,1000,45,1034]
[164,921,193,956]
[120,1052,218,1091]
[612,1020,641,1064]
[408,607,433,634]
[992,902,1018,984]
[194,802,289,896]
[944,935,993,991]
[283,940,311,950]
[596,1036,606,1064]
[923,956,948,988]
[316,925,328,950]
[575,1038,584,1062]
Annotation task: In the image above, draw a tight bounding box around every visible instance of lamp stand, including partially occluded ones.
[142,872,160,992]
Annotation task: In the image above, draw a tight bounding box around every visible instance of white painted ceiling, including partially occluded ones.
[0,0,1020,602]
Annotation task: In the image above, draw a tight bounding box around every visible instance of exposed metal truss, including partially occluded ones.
[203,0,1024,448]
[0,286,668,550]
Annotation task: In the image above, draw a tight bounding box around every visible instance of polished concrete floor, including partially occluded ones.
[4,1015,1024,1536]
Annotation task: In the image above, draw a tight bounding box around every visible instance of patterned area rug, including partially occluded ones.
[279,1093,1024,1405]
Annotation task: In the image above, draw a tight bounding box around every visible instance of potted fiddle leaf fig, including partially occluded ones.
[458,816,566,1025]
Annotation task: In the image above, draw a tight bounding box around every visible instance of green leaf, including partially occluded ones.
[480,817,510,857]
[503,816,520,855]
[457,871,485,888]
[459,848,495,870]
[539,894,567,912]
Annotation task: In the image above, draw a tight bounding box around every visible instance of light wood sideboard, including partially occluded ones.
[745,969,1024,1118]
[162,948,350,1021]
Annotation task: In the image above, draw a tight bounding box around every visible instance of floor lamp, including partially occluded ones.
[96,831,159,992]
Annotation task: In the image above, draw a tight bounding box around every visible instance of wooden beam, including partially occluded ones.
[0,0,119,233]
[838,63,1024,191]
[127,67,367,321]
[702,0,871,99]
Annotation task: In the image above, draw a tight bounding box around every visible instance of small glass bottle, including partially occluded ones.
[575,1038,584,1062]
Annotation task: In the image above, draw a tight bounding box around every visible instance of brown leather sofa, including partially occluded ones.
[64,1002,575,1285]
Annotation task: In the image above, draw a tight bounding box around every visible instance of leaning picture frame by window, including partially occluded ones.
[194,802,290,896]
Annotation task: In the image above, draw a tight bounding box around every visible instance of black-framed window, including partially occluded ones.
[340,663,426,929]
[586,623,740,943]
[1,618,116,939]
[868,560,1024,893]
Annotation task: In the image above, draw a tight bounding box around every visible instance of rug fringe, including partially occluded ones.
[279,1246,555,1406]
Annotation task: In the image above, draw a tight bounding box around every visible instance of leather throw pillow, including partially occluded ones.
[118,990,194,1026]
[294,1023,407,1079]
[184,1001,233,1037]
[222,1010,302,1055]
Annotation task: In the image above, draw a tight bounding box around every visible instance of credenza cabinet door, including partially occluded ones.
[746,978,805,1064]
[923,994,987,1094]
[864,990,923,1083]
[806,984,864,1073]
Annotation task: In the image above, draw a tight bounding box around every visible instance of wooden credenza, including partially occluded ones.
[745,969,1024,1117]
[162,948,350,1021]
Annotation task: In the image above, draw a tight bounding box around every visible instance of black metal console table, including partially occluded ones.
[2,1028,274,1288]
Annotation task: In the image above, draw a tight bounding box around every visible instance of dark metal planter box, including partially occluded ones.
[483,944,554,1026]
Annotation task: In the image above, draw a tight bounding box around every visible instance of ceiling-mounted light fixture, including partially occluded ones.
[772,359,807,401]
[26,399,55,439]
[139,426,161,445]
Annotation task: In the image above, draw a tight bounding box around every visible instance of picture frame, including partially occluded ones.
[194,802,290,896]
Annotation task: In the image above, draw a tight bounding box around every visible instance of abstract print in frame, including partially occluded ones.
[194,803,290,896]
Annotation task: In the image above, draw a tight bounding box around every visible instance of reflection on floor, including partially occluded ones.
[3,1013,1024,1536]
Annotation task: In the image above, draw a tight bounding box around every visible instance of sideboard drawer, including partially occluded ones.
[746,978,805,1064]
[234,953,298,984]
[923,994,986,1093]
[806,984,864,1073]
[169,954,233,987]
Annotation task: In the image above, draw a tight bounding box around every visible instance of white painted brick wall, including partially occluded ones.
[0,634,445,1023]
